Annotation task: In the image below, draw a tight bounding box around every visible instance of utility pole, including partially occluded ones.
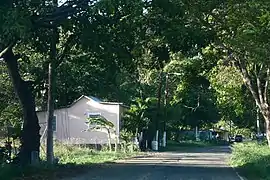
[163,72,182,146]
[229,120,232,138]
[46,0,58,165]
[152,70,163,151]
[157,71,163,129]
[162,73,169,147]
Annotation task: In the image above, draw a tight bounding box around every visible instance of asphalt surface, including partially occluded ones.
[63,146,242,180]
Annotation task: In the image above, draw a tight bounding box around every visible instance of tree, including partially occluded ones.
[0,0,98,164]
[86,115,115,152]
[206,0,270,145]
[163,53,220,130]
[122,98,154,134]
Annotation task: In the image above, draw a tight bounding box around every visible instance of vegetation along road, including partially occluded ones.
[62,146,242,180]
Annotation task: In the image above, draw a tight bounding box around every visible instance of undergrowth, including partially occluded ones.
[230,142,270,180]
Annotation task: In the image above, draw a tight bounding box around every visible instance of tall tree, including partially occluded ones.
[206,0,270,145]
[0,0,96,164]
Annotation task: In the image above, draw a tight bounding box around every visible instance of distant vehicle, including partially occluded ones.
[235,135,243,142]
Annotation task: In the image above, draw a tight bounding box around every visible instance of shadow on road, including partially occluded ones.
[61,162,240,180]
[59,145,240,180]
[5,145,235,180]
[160,145,232,154]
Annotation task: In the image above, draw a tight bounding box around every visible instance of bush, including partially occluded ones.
[41,142,140,164]
[230,142,270,180]
[0,142,11,164]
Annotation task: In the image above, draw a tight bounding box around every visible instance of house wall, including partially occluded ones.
[38,108,70,143]
[37,96,120,145]
[119,105,128,131]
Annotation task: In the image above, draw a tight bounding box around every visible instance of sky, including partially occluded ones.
[58,0,67,6]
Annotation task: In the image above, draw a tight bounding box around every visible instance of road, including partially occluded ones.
[62,146,243,180]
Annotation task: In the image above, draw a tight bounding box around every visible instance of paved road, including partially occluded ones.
[63,146,242,180]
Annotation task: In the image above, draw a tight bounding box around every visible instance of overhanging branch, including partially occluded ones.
[33,0,96,27]
[257,76,264,104]
[183,95,200,112]
[0,43,16,59]
[55,34,77,68]
[235,59,261,107]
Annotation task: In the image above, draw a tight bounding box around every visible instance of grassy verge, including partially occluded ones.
[46,143,139,164]
[230,142,270,180]
[1,144,140,180]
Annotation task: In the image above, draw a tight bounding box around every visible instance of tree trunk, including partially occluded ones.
[235,60,270,146]
[260,106,270,146]
[266,120,270,146]
[114,137,117,152]
[3,49,40,165]
[107,129,112,152]
[257,107,260,135]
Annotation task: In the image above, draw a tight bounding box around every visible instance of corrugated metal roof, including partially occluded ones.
[87,96,103,103]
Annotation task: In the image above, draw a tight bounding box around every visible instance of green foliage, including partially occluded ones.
[208,61,257,129]
[52,143,137,165]
[230,142,270,180]
[119,129,139,152]
[167,54,220,129]
[122,97,157,133]
[215,120,253,137]
[120,129,134,144]
[0,63,22,131]
[87,116,114,131]
[234,128,253,138]
[0,142,11,165]
[86,116,116,151]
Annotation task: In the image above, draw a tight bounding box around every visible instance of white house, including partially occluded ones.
[37,95,127,145]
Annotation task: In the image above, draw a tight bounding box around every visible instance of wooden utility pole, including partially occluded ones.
[46,0,58,165]
[156,71,163,133]
[162,73,169,147]
[156,71,163,131]
[164,74,169,129]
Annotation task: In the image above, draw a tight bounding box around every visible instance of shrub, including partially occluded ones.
[40,142,139,165]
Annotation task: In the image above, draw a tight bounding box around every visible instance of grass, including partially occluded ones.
[1,143,141,180]
[44,143,139,164]
[230,142,270,180]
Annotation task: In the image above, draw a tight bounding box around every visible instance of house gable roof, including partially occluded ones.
[36,95,128,112]
[84,95,128,107]
[83,95,123,105]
